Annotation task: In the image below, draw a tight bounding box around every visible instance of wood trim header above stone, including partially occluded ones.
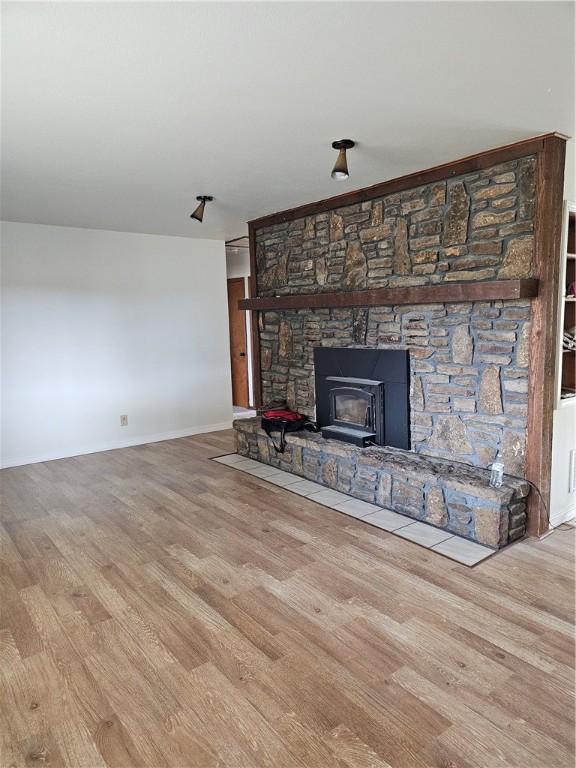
[239,278,538,311]
[249,134,567,230]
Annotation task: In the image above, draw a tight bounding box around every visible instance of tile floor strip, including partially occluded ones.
[362,508,414,532]
[395,521,454,547]
[431,535,496,565]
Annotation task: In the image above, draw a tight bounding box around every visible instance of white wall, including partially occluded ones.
[1,222,233,467]
[550,408,576,526]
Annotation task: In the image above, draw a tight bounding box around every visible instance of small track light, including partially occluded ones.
[190,195,213,222]
[331,140,355,180]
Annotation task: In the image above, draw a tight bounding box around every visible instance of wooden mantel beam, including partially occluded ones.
[239,279,539,312]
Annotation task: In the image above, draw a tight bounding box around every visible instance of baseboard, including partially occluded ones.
[1,421,233,469]
[549,503,576,528]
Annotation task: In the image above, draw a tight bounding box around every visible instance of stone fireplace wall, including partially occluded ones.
[254,156,537,474]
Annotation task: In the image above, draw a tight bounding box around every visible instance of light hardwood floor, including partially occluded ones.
[1,429,574,768]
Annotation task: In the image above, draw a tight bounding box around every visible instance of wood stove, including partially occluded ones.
[314,347,410,449]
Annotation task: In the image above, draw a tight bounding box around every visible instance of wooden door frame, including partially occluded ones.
[226,276,251,407]
[228,275,257,409]
[244,274,256,409]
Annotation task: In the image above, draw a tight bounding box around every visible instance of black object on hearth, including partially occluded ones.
[314,347,410,449]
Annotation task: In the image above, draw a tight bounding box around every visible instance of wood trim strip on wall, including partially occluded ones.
[239,279,539,312]
[247,221,262,409]
[525,134,567,536]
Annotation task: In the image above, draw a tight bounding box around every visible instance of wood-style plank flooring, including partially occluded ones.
[1,429,574,768]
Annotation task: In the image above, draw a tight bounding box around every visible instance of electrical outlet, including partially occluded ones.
[570,449,576,494]
[120,415,128,427]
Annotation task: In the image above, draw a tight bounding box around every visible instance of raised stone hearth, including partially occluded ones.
[235,417,529,548]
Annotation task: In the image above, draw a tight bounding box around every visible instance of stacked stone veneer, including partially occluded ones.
[235,418,529,547]
[255,155,536,474]
[256,157,535,296]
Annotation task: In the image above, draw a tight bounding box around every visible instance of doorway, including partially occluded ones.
[227,277,251,408]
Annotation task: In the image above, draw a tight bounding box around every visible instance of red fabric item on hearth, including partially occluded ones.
[261,408,304,421]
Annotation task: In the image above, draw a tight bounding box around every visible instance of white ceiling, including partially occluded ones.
[2,1,574,241]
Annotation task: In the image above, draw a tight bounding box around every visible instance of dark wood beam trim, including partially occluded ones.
[249,134,565,229]
[239,279,539,312]
[247,221,262,408]
[525,134,566,537]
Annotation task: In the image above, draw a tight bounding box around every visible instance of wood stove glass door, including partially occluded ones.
[330,387,375,431]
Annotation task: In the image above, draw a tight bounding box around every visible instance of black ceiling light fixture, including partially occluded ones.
[190,195,213,222]
[331,139,355,180]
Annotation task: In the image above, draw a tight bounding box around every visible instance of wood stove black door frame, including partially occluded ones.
[314,347,410,450]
